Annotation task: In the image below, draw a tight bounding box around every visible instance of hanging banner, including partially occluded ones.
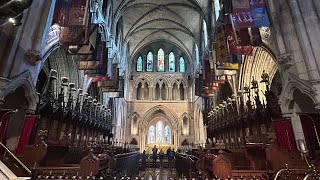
[215,31,229,63]
[249,0,266,8]
[226,24,253,55]
[235,28,251,46]
[249,27,262,46]
[231,9,255,28]
[251,7,270,26]
[232,0,250,9]
[53,0,89,45]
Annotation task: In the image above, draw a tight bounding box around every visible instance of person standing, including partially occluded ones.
[171,148,176,168]
[159,149,164,168]
[152,145,158,167]
[141,150,147,171]
[166,147,172,168]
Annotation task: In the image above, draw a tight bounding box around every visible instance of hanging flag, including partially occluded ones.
[215,30,229,62]
[229,54,242,63]
[249,27,262,46]
[251,7,270,26]
[54,0,89,45]
[235,28,251,46]
[249,0,266,8]
[232,0,250,9]
[226,24,253,55]
[222,62,239,70]
[231,9,255,28]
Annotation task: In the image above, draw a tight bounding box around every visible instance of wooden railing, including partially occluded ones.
[0,142,31,178]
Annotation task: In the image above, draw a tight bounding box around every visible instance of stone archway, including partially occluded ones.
[139,105,179,152]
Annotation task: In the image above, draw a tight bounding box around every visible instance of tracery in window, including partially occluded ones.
[157,49,165,72]
[164,125,171,144]
[148,125,155,144]
[147,52,153,72]
[169,52,175,72]
[156,121,163,144]
[137,56,142,72]
[179,57,185,72]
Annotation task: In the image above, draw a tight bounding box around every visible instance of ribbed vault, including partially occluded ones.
[112,0,209,59]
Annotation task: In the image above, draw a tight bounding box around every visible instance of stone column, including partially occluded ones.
[184,86,188,101]
[168,86,172,101]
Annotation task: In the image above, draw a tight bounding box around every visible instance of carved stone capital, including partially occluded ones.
[278,53,293,69]
[26,50,43,65]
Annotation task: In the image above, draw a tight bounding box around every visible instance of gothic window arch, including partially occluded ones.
[156,121,163,143]
[157,49,165,72]
[169,52,175,72]
[137,56,142,72]
[136,82,143,100]
[165,125,171,144]
[182,115,190,135]
[179,83,185,100]
[148,120,171,145]
[147,52,153,72]
[148,125,155,144]
[179,57,185,72]
[172,83,179,100]
[131,115,138,135]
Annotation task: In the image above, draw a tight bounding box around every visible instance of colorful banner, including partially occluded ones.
[231,9,255,28]
[54,0,89,45]
[249,0,266,8]
[249,27,262,46]
[226,24,253,55]
[251,7,270,26]
[215,31,229,62]
[235,28,251,46]
[232,0,250,9]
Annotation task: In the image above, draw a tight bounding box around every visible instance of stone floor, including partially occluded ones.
[139,168,179,179]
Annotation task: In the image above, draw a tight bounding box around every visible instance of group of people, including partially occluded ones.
[140,145,175,170]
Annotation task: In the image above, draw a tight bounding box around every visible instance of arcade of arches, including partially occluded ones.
[0,0,320,178]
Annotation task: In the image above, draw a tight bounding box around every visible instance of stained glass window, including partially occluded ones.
[157,49,165,72]
[164,125,171,144]
[137,56,142,72]
[148,125,155,144]
[179,57,185,72]
[147,52,153,72]
[156,121,163,144]
[169,52,175,72]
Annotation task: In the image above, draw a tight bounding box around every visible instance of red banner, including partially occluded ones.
[231,9,255,28]
[226,24,253,55]
[272,120,297,151]
[15,116,36,155]
[249,0,266,8]
[232,0,250,9]
[250,27,262,46]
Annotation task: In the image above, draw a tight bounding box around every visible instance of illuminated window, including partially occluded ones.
[156,121,163,144]
[169,52,175,72]
[148,125,155,144]
[165,125,171,144]
[179,57,185,72]
[147,52,153,72]
[157,49,165,72]
[137,56,142,72]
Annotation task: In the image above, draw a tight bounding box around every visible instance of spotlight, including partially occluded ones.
[8,18,16,24]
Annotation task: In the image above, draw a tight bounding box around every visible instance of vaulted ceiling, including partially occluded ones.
[112,0,210,60]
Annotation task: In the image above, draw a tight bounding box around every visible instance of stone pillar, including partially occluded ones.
[184,86,188,101]
[168,86,172,101]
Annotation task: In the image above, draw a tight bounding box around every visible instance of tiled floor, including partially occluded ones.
[139,168,179,179]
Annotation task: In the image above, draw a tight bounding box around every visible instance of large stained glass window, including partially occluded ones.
[147,52,153,72]
[179,57,185,72]
[169,52,175,72]
[164,125,171,144]
[157,49,165,72]
[156,121,163,144]
[148,125,155,144]
[137,56,142,72]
